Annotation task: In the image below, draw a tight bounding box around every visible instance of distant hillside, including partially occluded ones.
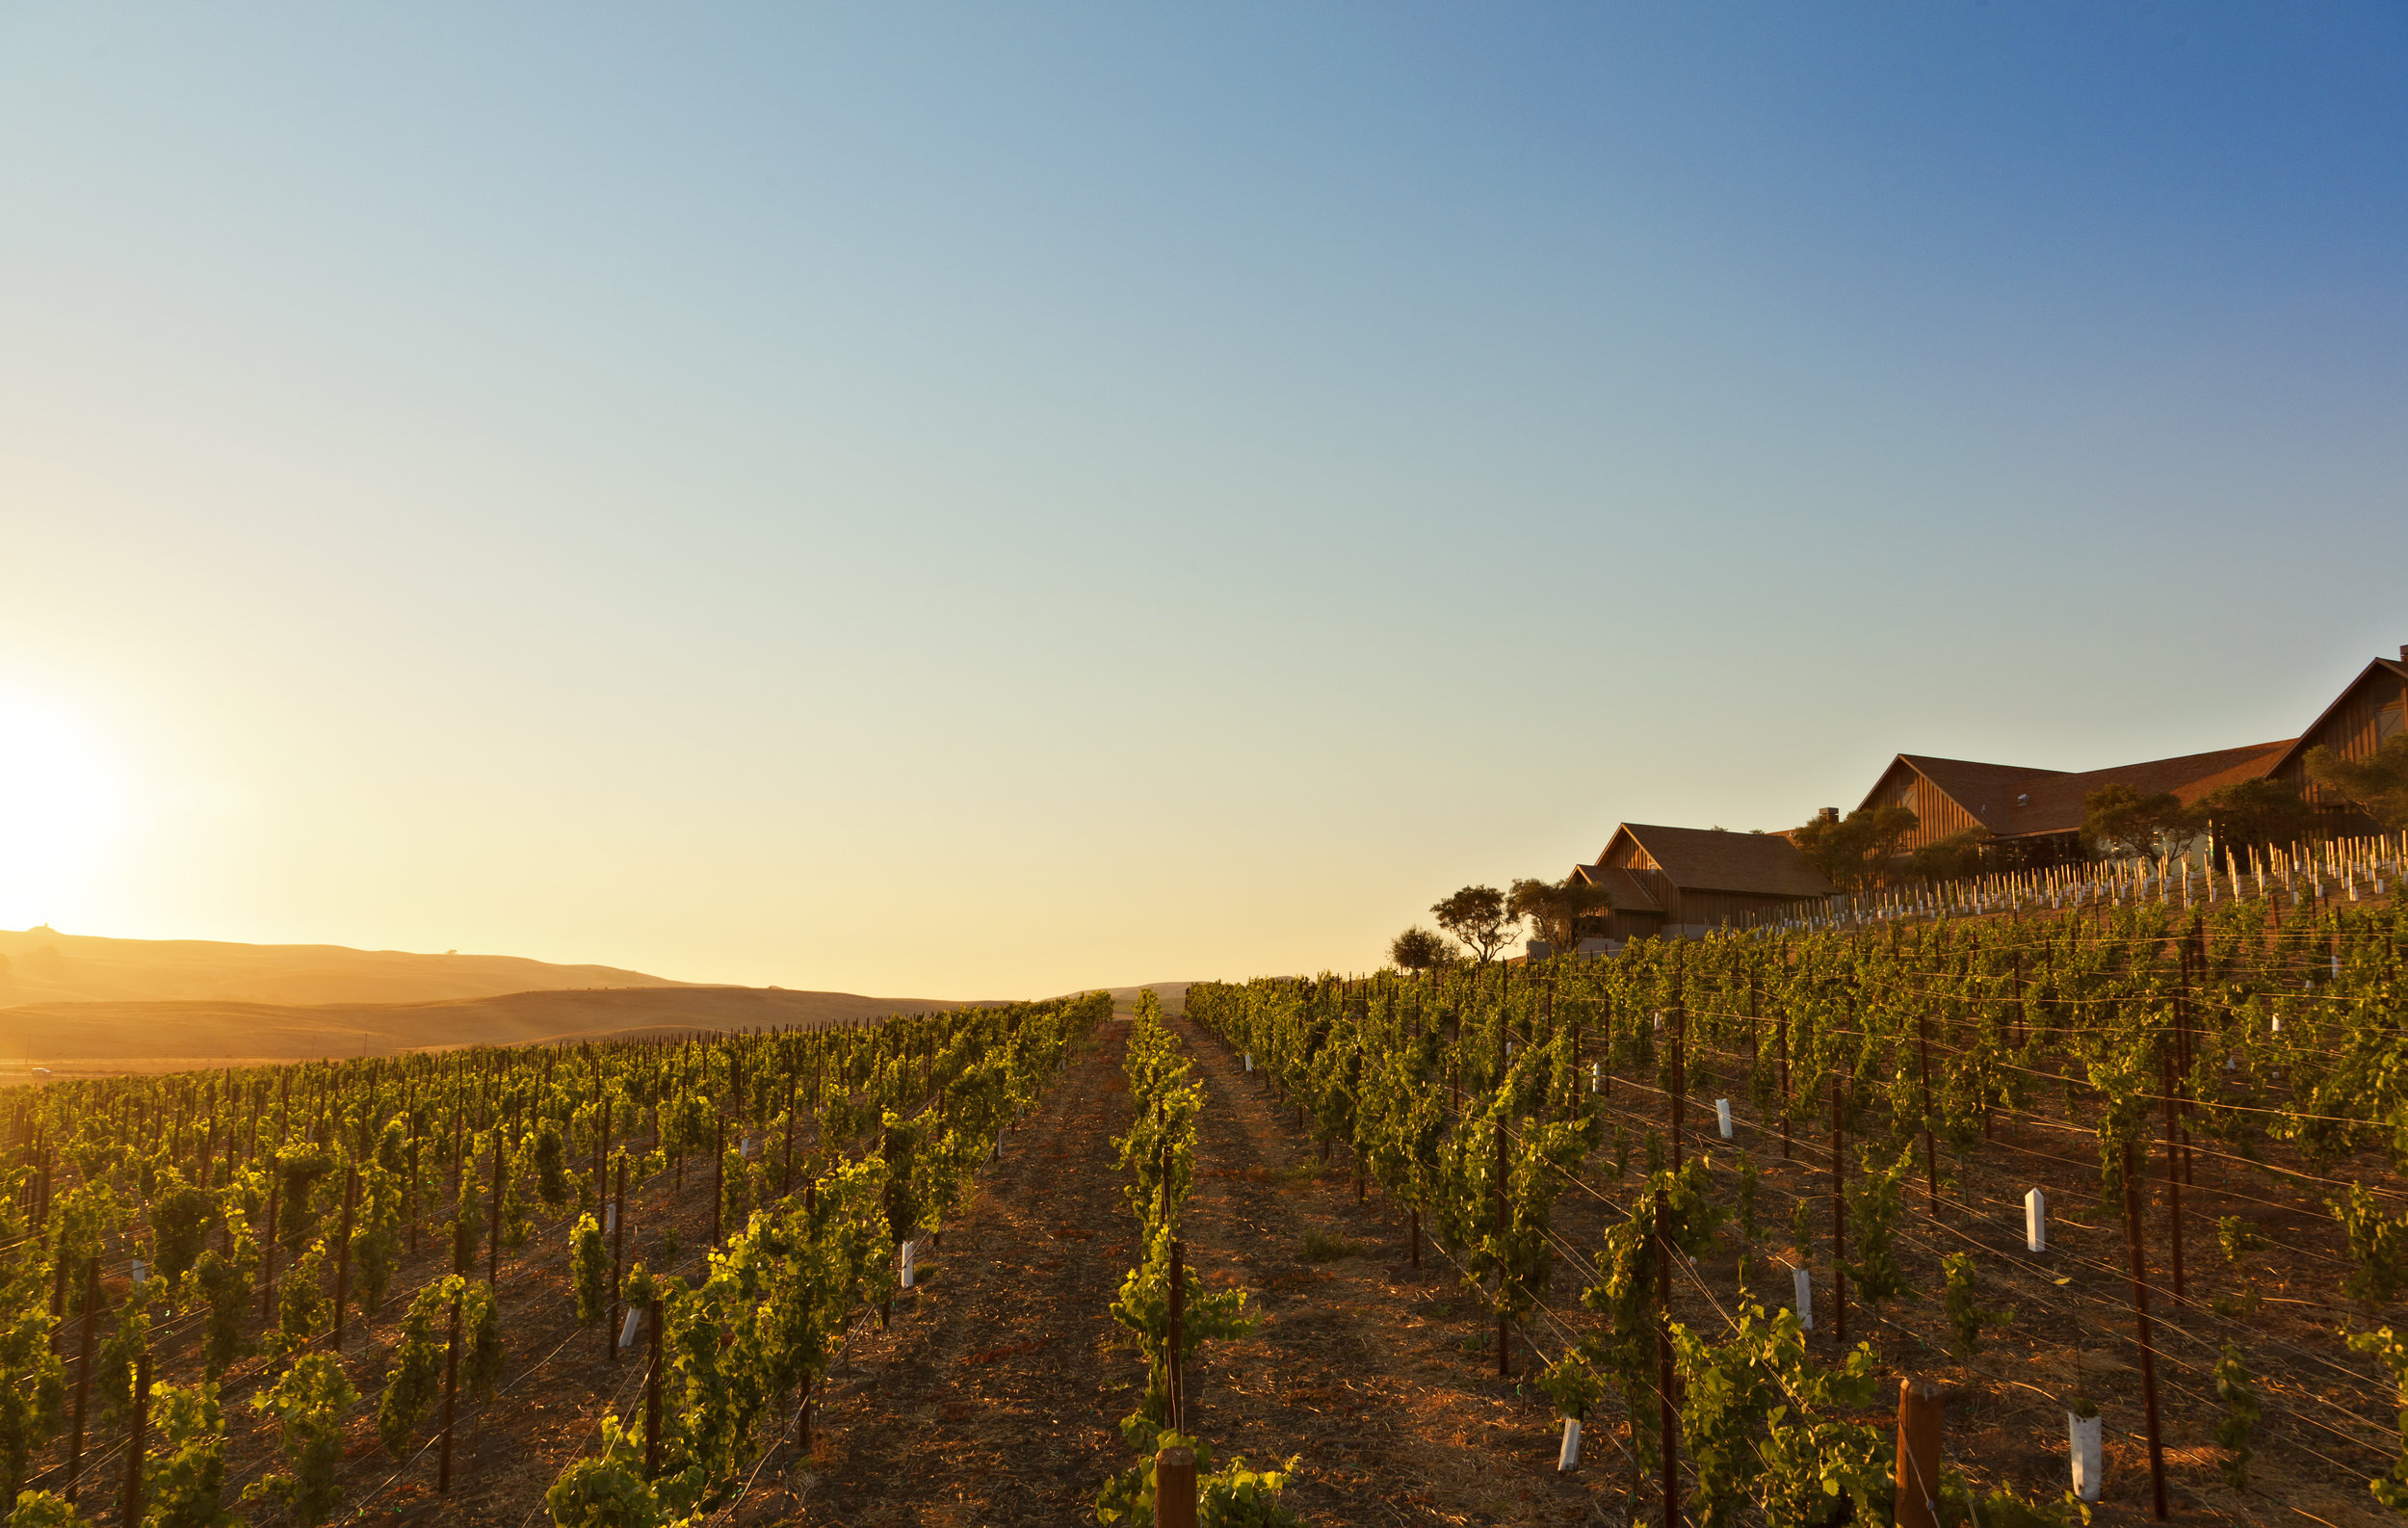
[0,985,1008,1076]
[1105,983,1198,1015]
[0,927,687,1009]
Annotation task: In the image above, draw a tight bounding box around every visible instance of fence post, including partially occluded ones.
[1655,1186,1678,1528]
[1166,1238,1185,1435]
[2122,1141,2169,1518]
[1895,1378,1943,1528]
[487,1129,503,1286]
[1154,1444,1198,1528]
[609,1157,628,1364]
[65,1256,98,1503]
[1832,1071,1848,1347]
[331,1169,358,1350]
[644,1295,665,1479]
[437,1282,462,1491]
[121,1351,151,1527]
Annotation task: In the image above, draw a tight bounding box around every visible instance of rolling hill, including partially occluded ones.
[0,926,687,1008]
[0,985,1008,1076]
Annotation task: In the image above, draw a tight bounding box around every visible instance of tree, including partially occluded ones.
[2191,777,2315,854]
[1506,877,1613,958]
[2082,782,2188,861]
[1791,805,1917,895]
[1387,927,1456,972]
[1906,828,1994,883]
[1429,886,1517,967]
[2306,736,2408,830]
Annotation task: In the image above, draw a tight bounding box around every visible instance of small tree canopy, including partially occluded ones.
[1791,805,1917,895]
[2305,737,2408,830]
[1507,877,1614,958]
[1907,828,1994,883]
[2082,782,2188,861]
[1388,926,1456,971]
[1429,885,1517,966]
[2191,777,2316,854]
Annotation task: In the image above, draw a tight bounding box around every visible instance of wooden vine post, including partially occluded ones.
[1155,1442,1199,1528]
[65,1257,98,1503]
[1832,1070,1847,1347]
[487,1128,504,1286]
[260,1170,280,1320]
[120,1351,150,1527]
[1915,1011,1939,1215]
[438,1268,463,1492]
[331,1168,358,1350]
[1495,1105,1510,1379]
[2120,1140,2169,1519]
[2160,1046,2186,1301]
[609,1157,628,1364]
[1654,1183,1678,1528]
[643,1295,665,1479]
[1166,1237,1186,1434]
[1777,1006,1791,1160]
[1895,1378,1942,1528]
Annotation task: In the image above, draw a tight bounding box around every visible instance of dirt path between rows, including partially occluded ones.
[1169,1014,1608,1527]
[786,1024,1140,1526]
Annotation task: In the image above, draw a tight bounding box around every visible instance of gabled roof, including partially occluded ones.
[2264,657,2408,778]
[1594,823,1835,899]
[1862,754,2068,833]
[2001,741,2291,837]
[1865,745,2290,841]
[1568,863,1661,913]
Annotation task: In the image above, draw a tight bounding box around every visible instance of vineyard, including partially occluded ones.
[0,988,1109,1527]
[5,858,2407,1527]
[1191,867,2408,1524]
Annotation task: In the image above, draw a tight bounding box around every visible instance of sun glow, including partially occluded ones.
[0,687,133,920]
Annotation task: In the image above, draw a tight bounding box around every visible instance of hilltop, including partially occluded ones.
[0,984,1008,1075]
[0,925,687,1008]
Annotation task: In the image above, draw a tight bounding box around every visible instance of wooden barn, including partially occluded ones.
[1854,741,2291,868]
[1843,645,2408,864]
[1569,823,1835,942]
[2267,649,2408,833]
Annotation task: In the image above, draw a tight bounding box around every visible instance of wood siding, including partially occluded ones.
[1870,760,1980,852]
[2278,670,2408,808]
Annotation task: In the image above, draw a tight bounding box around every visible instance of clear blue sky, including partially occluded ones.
[2,5,2402,995]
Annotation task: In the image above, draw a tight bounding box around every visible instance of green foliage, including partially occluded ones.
[2348,1325,2408,1512]
[377,1276,459,1461]
[464,1281,506,1401]
[544,1418,661,1527]
[1388,926,1455,971]
[188,1246,252,1381]
[533,1122,573,1210]
[1429,885,1516,965]
[1793,804,1917,894]
[1843,1140,1915,1306]
[2305,736,2408,830]
[2212,1216,2264,1318]
[1942,1251,2010,1358]
[142,1380,238,1528]
[6,1492,89,1528]
[2212,1344,2260,1491]
[2334,1183,2408,1305]
[571,1213,609,1327]
[271,1145,333,1255]
[96,1281,154,1428]
[245,1353,357,1525]
[148,1184,218,1285]
[1669,1300,1886,1528]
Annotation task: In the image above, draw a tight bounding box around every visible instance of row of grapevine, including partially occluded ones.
[1191,884,2408,1521]
[0,989,1107,1526]
[1096,990,1298,1528]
